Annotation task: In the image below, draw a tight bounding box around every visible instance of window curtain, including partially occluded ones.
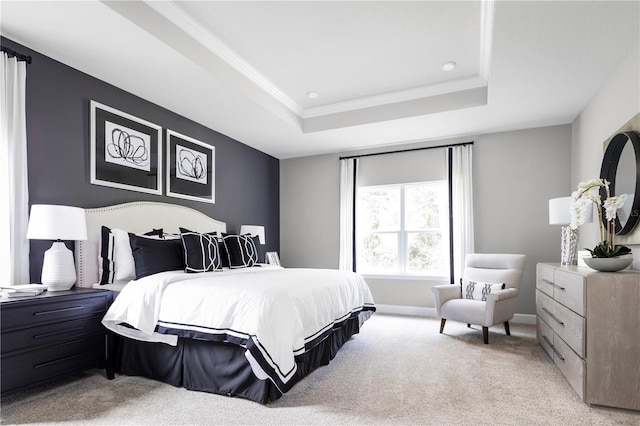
[1,53,30,284]
[447,145,474,283]
[338,158,358,271]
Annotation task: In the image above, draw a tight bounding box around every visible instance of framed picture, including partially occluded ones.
[266,251,281,266]
[90,100,162,195]
[166,129,215,203]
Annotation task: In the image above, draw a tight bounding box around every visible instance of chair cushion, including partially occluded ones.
[461,278,505,301]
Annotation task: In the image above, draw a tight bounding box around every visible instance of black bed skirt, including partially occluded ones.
[113,311,372,404]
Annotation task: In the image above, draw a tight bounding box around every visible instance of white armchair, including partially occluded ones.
[431,253,526,344]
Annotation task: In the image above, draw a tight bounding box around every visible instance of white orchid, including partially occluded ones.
[570,178,631,258]
[603,193,628,221]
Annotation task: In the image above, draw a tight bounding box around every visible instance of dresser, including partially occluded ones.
[1,288,113,395]
[536,263,640,410]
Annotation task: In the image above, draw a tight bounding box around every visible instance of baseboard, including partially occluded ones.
[375,304,537,325]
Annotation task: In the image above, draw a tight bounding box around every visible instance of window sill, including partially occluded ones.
[360,274,450,281]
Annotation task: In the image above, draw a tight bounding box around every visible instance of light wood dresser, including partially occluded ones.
[536,263,640,411]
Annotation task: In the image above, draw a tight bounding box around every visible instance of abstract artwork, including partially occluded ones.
[166,129,215,203]
[90,100,162,195]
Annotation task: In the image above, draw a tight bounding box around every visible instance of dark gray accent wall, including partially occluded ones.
[2,38,279,282]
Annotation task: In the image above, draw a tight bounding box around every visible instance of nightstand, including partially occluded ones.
[1,287,113,395]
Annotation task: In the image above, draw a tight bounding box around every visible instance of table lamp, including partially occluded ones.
[239,225,265,245]
[26,204,87,291]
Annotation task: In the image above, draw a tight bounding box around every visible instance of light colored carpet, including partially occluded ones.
[2,314,639,425]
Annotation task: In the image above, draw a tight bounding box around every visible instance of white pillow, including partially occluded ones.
[111,228,136,281]
[461,278,505,301]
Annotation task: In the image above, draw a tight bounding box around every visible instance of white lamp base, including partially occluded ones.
[41,241,76,291]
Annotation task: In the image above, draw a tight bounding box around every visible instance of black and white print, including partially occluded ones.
[90,100,162,195]
[223,234,258,268]
[166,129,215,203]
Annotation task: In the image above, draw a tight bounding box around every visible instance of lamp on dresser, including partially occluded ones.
[26,204,87,291]
[549,196,591,265]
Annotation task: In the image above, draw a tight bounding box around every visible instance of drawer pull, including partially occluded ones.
[541,307,565,326]
[551,283,566,291]
[34,306,84,316]
[542,335,565,361]
[33,326,84,340]
[542,278,553,285]
[34,353,83,369]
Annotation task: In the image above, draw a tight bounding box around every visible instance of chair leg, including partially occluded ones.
[439,318,446,334]
[504,321,511,336]
[482,327,489,344]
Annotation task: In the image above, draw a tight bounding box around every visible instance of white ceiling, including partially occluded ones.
[1,1,639,159]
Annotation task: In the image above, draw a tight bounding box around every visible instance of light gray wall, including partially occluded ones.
[571,42,640,269]
[280,125,572,315]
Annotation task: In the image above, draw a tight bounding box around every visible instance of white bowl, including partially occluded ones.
[583,256,633,272]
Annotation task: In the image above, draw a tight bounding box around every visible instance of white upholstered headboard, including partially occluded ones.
[75,202,227,288]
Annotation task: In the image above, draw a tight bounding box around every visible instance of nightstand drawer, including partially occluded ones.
[1,294,108,330]
[1,334,105,393]
[1,315,105,354]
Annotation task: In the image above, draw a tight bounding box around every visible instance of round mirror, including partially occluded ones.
[599,131,640,235]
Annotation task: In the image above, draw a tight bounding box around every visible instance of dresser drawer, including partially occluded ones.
[536,264,554,297]
[536,290,585,357]
[553,335,585,400]
[536,315,554,359]
[1,334,105,394]
[1,294,108,330]
[553,270,585,315]
[1,315,105,354]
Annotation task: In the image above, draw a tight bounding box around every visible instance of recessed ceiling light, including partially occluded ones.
[441,61,457,72]
[307,91,319,99]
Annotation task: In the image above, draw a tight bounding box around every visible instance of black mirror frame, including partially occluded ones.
[599,130,640,235]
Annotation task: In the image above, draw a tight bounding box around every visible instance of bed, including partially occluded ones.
[75,202,375,403]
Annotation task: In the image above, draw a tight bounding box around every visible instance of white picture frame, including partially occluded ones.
[166,129,215,203]
[90,100,163,195]
[265,251,281,266]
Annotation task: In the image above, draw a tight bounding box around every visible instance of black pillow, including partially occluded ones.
[99,226,115,284]
[129,233,184,279]
[222,234,258,268]
[180,231,223,273]
[180,227,229,268]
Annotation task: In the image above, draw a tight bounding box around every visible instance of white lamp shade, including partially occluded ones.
[27,204,87,241]
[239,225,265,245]
[549,196,593,225]
[549,197,572,225]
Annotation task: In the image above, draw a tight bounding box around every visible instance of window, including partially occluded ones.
[356,181,449,277]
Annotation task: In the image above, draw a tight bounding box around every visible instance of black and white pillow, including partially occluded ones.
[129,233,184,280]
[222,234,258,268]
[461,278,505,301]
[180,231,222,273]
[99,226,115,284]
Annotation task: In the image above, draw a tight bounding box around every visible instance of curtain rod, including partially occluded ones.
[1,46,32,64]
[339,141,473,160]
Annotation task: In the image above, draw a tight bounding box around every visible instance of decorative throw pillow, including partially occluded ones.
[461,278,505,301]
[180,231,222,273]
[222,234,258,268]
[180,228,229,268]
[129,233,184,280]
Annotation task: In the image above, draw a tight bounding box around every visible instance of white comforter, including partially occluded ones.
[102,265,375,386]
